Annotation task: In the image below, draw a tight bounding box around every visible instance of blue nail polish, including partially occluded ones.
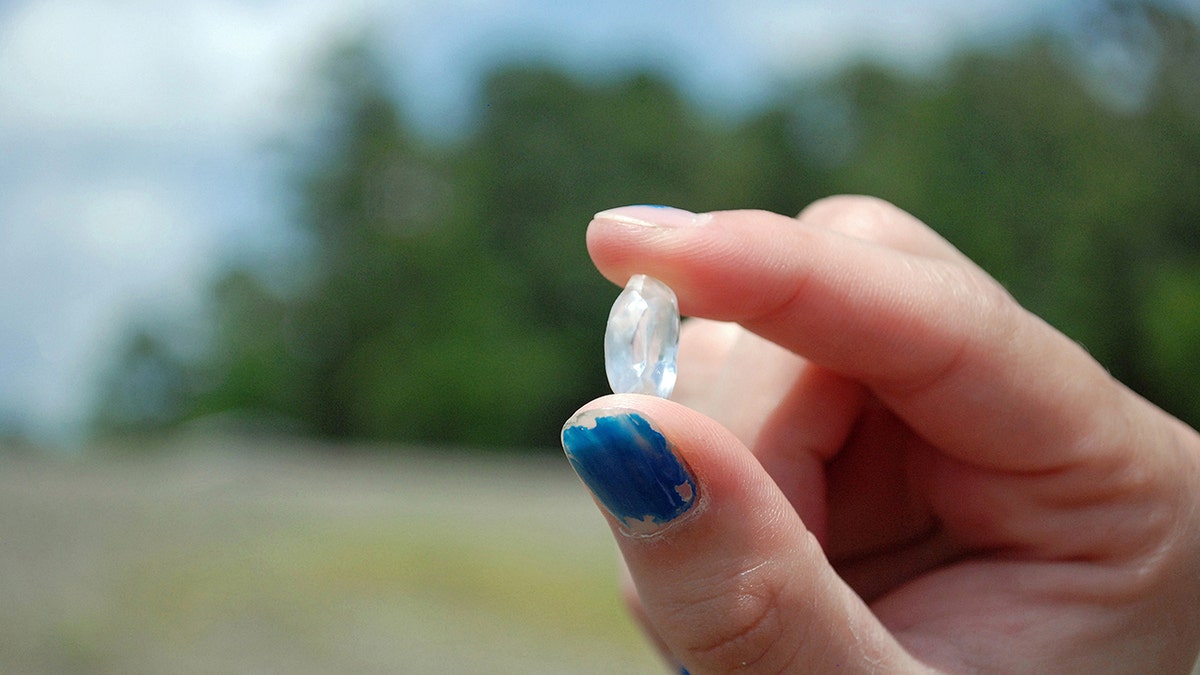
[561,411,698,534]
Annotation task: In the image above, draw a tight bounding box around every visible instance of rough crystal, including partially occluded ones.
[604,274,679,398]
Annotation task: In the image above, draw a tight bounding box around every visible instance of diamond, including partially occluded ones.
[604,275,679,398]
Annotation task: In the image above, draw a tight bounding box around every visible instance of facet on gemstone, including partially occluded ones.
[604,274,679,398]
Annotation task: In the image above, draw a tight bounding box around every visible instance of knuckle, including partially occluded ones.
[798,194,955,257]
[674,570,797,673]
[797,194,885,221]
[797,194,898,231]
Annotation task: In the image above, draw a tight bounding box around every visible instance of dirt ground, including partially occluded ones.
[0,436,661,674]
[3,436,1197,674]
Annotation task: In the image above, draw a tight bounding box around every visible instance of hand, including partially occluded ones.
[560,197,1200,673]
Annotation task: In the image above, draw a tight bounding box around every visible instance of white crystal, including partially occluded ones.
[604,274,679,398]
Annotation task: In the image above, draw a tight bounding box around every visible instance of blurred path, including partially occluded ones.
[0,438,659,674]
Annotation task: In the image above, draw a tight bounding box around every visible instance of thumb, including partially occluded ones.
[561,394,923,674]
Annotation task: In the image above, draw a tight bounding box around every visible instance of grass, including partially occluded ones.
[0,437,663,674]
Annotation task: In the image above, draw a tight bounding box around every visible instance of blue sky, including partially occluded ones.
[0,0,1085,444]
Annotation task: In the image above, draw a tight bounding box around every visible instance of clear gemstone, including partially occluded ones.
[604,274,679,398]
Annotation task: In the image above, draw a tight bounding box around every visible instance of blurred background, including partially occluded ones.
[1,0,1198,672]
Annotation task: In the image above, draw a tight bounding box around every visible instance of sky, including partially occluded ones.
[0,0,1087,445]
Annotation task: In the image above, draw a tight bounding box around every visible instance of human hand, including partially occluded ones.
[560,197,1200,673]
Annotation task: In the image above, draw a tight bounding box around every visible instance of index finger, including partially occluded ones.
[586,201,1142,473]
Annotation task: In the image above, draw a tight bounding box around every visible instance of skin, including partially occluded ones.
[570,196,1200,674]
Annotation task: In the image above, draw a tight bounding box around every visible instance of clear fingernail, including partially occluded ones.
[592,205,712,228]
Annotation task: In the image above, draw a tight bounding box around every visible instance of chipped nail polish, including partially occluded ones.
[561,410,698,535]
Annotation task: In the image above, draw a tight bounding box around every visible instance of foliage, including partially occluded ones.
[94,4,1200,448]
[820,4,1200,420]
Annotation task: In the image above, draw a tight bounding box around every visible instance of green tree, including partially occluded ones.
[93,329,192,434]
[94,4,1200,447]
[816,3,1200,425]
[445,65,829,443]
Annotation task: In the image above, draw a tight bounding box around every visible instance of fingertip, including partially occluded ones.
[561,399,704,537]
[588,207,810,322]
[561,394,918,673]
[586,207,704,287]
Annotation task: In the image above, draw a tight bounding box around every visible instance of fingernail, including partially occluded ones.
[592,205,712,228]
[561,410,698,535]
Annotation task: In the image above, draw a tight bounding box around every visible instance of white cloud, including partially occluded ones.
[715,0,1059,77]
[0,172,212,441]
[0,0,383,443]
[0,0,378,140]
